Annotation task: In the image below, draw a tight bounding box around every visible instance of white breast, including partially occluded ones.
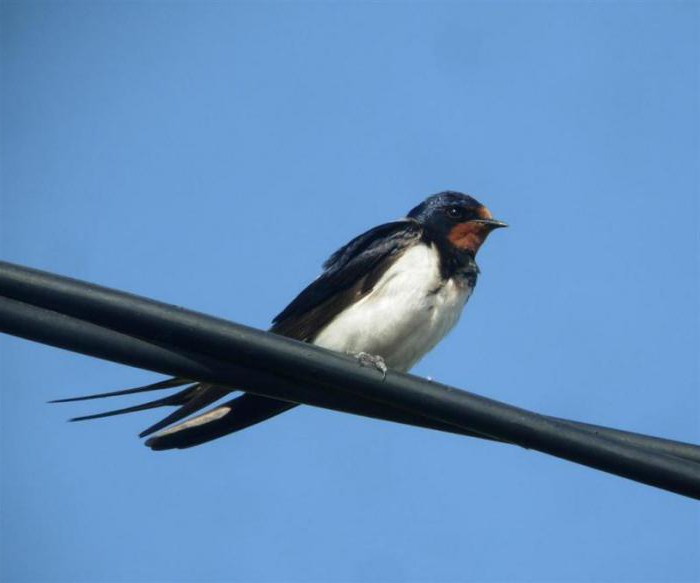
[312,243,474,372]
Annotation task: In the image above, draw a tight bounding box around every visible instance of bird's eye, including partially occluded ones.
[446,207,465,220]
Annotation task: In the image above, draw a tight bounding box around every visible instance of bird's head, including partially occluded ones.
[408,191,507,255]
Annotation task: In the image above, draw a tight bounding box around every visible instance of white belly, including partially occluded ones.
[312,243,473,372]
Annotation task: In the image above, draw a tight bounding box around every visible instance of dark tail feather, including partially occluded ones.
[68,383,202,422]
[50,378,189,403]
[139,385,232,438]
[145,395,298,450]
[52,376,293,448]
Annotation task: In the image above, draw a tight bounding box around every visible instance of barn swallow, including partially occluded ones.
[53,191,507,450]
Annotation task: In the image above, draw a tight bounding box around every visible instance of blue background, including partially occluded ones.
[2,2,698,582]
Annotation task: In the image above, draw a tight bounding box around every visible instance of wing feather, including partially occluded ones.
[271,219,421,340]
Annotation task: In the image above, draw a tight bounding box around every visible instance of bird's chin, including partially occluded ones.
[448,223,498,254]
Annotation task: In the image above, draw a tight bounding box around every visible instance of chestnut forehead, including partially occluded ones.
[476,206,493,220]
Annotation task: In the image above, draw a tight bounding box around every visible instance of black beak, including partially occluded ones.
[469,218,508,229]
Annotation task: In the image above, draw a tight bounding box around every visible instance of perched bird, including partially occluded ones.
[53,191,506,450]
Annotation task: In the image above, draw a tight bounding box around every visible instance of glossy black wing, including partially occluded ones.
[271,219,422,340]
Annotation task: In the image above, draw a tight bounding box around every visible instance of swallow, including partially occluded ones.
[53,191,507,450]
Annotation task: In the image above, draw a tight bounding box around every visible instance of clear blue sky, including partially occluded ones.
[1,2,698,582]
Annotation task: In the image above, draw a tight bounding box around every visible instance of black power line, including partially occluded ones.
[1,260,698,499]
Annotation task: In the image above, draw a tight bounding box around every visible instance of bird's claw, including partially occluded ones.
[355,352,387,379]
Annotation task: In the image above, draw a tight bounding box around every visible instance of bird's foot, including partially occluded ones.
[355,352,388,379]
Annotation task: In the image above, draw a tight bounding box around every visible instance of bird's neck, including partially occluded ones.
[441,247,480,284]
[422,233,480,283]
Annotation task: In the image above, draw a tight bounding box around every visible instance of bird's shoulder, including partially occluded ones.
[271,219,423,340]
